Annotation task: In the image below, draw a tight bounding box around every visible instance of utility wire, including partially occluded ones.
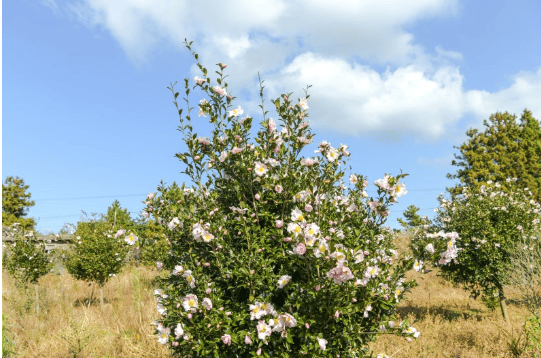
[36,193,148,202]
[35,188,448,202]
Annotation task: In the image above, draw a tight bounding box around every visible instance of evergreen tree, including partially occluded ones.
[398,205,431,229]
[447,110,541,203]
[2,176,36,230]
[103,200,133,229]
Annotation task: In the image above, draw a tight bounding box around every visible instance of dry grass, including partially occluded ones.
[2,266,170,357]
[2,241,540,357]
[369,270,540,357]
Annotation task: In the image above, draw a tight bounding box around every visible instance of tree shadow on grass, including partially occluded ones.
[397,304,486,322]
[73,296,118,307]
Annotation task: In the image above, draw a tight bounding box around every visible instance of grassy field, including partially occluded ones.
[2,243,540,357]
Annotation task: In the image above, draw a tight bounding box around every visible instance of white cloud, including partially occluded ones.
[58,0,541,141]
[418,154,454,168]
[263,53,467,140]
[466,67,541,125]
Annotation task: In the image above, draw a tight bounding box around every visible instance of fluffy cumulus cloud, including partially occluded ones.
[61,0,541,141]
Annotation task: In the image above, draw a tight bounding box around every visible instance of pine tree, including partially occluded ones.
[103,200,133,229]
[447,110,541,203]
[2,176,36,230]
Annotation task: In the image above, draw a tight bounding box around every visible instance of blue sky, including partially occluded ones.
[3,0,541,234]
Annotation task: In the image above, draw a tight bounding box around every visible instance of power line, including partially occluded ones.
[36,193,148,202]
[35,188,449,202]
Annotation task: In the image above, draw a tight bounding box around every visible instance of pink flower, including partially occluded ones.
[202,297,213,310]
[257,348,262,356]
[305,323,310,329]
[295,243,306,255]
[255,194,261,200]
[317,338,327,350]
[245,335,252,344]
[276,220,284,228]
[194,76,205,85]
[334,310,340,319]
[206,288,212,294]
[213,86,227,96]
[275,185,283,193]
[305,204,313,212]
[221,334,232,346]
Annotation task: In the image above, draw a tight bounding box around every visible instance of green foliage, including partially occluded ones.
[503,315,541,357]
[103,200,135,229]
[65,220,131,287]
[2,176,36,230]
[2,225,52,285]
[148,42,420,357]
[134,216,171,267]
[412,181,541,303]
[397,205,432,229]
[2,314,17,357]
[447,110,541,203]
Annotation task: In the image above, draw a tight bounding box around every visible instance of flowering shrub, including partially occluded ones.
[65,220,134,306]
[2,224,52,285]
[148,40,419,357]
[411,180,541,320]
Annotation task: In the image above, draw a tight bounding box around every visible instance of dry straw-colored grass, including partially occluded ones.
[2,265,170,357]
[2,233,539,357]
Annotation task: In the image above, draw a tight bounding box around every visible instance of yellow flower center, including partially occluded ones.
[189,300,195,307]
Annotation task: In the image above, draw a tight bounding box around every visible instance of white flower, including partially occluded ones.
[291,207,305,222]
[326,147,339,162]
[219,151,228,163]
[172,265,184,276]
[317,337,327,350]
[174,323,184,338]
[182,294,198,311]
[228,106,244,117]
[115,229,126,238]
[391,183,407,197]
[124,233,138,245]
[425,243,435,254]
[183,270,196,288]
[194,76,205,85]
[349,175,358,184]
[157,328,170,345]
[202,297,213,310]
[314,240,328,258]
[254,162,268,177]
[250,302,265,320]
[299,97,308,110]
[168,217,181,230]
[202,231,214,243]
[257,320,272,340]
[157,302,167,315]
[277,275,291,288]
[374,176,391,190]
[413,260,423,272]
[213,86,227,96]
[268,118,276,132]
[365,265,381,278]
